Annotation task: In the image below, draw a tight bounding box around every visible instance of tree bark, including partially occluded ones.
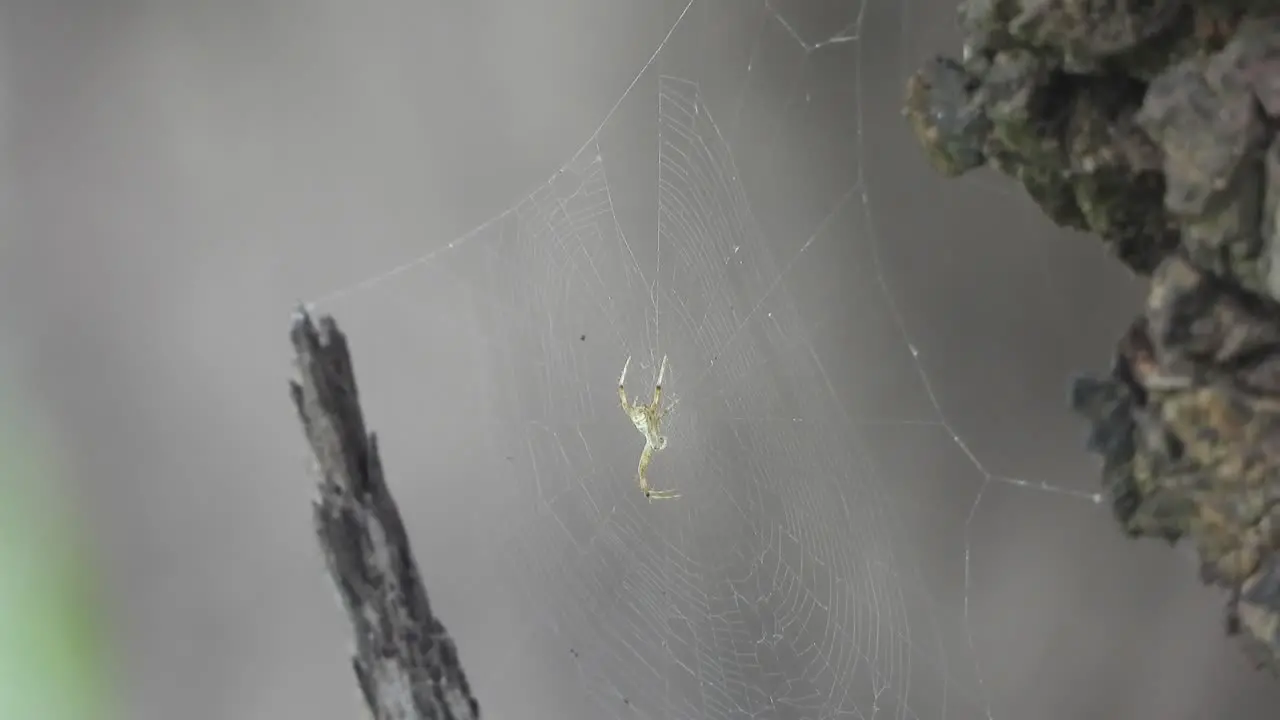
[289,308,481,720]
[905,3,1280,669]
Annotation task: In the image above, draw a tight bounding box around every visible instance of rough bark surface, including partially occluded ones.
[906,1,1280,669]
[289,309,482,720]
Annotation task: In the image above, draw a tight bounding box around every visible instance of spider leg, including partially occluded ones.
[637,441,653,489]
[652,354,668,407]
[637,440,680,500]
[619,356,632,411]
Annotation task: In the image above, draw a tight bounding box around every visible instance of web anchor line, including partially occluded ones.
[306,0,696,310]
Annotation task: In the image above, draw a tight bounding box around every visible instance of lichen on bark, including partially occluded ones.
[906,3,1280,668]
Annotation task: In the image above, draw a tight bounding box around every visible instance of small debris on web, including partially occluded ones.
[906,2,1280,667]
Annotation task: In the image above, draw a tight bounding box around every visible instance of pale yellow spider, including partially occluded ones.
[618,354,680,500]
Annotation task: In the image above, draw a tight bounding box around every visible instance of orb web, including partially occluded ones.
[304,1,1103,718]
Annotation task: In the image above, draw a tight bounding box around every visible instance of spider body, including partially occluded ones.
[619,355,680,500]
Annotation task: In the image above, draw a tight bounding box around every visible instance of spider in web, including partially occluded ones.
[618,354,680,500]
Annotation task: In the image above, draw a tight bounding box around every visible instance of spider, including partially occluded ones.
[619,354,680,500]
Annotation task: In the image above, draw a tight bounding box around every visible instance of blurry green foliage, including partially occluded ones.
[0,385,116,720]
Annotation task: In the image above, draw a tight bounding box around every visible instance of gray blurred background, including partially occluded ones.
[5,0,1280,718]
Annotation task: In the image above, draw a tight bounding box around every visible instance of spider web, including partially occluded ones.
[305,1,1108,718]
